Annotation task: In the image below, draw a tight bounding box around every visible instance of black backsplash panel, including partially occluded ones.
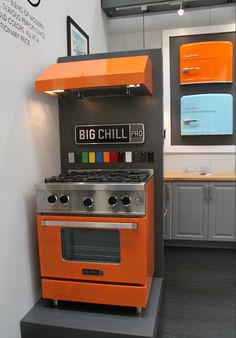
[58,49,164,277]
[170,31,236,146]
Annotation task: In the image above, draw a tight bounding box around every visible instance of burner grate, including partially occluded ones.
[45,170,150,183]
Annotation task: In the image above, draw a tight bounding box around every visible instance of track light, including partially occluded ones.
[177,3,185,16]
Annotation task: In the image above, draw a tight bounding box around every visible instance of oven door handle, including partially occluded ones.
[41,220,137,230]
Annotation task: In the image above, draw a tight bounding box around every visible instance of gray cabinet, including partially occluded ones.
[170,181,236,242]
[208,182,236,241]
[172,182,208,240]
[163,183,172,240]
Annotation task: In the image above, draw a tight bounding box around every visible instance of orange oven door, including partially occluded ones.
[37,214,151,285]
[180,41,233,84]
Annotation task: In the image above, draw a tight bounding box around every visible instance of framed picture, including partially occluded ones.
[67,16,89,56]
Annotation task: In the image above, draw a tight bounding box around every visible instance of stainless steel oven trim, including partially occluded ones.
[37,210,145,216]
[35,182,147,191]
[41,220,137,230]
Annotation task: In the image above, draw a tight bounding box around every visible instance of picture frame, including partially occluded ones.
[67,16,89,56]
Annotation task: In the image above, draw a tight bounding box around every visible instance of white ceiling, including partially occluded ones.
[107,4,236,34]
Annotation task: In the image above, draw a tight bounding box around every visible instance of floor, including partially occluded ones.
[157,247,236,338]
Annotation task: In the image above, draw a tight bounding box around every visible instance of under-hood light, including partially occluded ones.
[44,89,65,96]
[127,84,141,88]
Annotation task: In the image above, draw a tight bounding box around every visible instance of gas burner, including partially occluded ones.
[44,170,151,183]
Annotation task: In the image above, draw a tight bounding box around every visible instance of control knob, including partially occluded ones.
[47,194,57,204]
[59,194,69,204]
[108,195,118,207]
[83,197,93,208]
[121,196,131,207]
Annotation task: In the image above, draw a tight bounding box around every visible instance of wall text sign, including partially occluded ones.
[0,0,45,46]
[27,0,41,7]
[75,123,145,145]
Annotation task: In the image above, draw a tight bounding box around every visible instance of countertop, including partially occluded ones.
[164,172,236,181]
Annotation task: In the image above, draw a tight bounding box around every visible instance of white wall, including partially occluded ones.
[107,4,236,173]
[0,1,108,338]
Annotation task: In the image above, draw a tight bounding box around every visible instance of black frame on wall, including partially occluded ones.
[170,31,236,146]
[67,16,89,57]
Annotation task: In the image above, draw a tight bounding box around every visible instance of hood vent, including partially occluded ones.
[35,55,153,98]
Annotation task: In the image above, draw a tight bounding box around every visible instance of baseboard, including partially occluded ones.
[164,240,236,249]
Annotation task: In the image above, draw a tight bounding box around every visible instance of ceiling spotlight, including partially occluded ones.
[177,3,185,16]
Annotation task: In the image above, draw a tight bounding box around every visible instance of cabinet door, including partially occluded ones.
[180,41,233,84]
[209,182,236,241]
[173,182,208,240]
[163,183,172,240]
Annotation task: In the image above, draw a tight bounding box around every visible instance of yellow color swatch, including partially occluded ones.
[89,152,96,163]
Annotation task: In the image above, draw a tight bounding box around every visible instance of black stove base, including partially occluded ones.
[20,278,163,338]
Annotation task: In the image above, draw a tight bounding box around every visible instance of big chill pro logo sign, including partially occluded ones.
[27,0,41,7]
[75,123,145,145]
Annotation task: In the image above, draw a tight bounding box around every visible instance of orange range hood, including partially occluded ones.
[35,55,153,98]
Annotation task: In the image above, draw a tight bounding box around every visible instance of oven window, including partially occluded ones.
[61,228,120,263]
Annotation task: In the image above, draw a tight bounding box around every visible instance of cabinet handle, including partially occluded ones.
[182,67,200,73]
[41,221,137,229]
[183,54,199,58]
[166,185,170,201]
[208,187,213,200]
[183,119,200,125]
[204,186,208,201]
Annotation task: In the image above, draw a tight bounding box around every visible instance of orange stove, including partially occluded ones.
[180,41,233,84]
[35,170,154,314]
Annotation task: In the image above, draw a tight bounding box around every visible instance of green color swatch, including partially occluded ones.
[82,152,88,163]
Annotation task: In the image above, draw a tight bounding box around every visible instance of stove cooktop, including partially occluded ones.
[36,170,154,216]
[45,170,151,184]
